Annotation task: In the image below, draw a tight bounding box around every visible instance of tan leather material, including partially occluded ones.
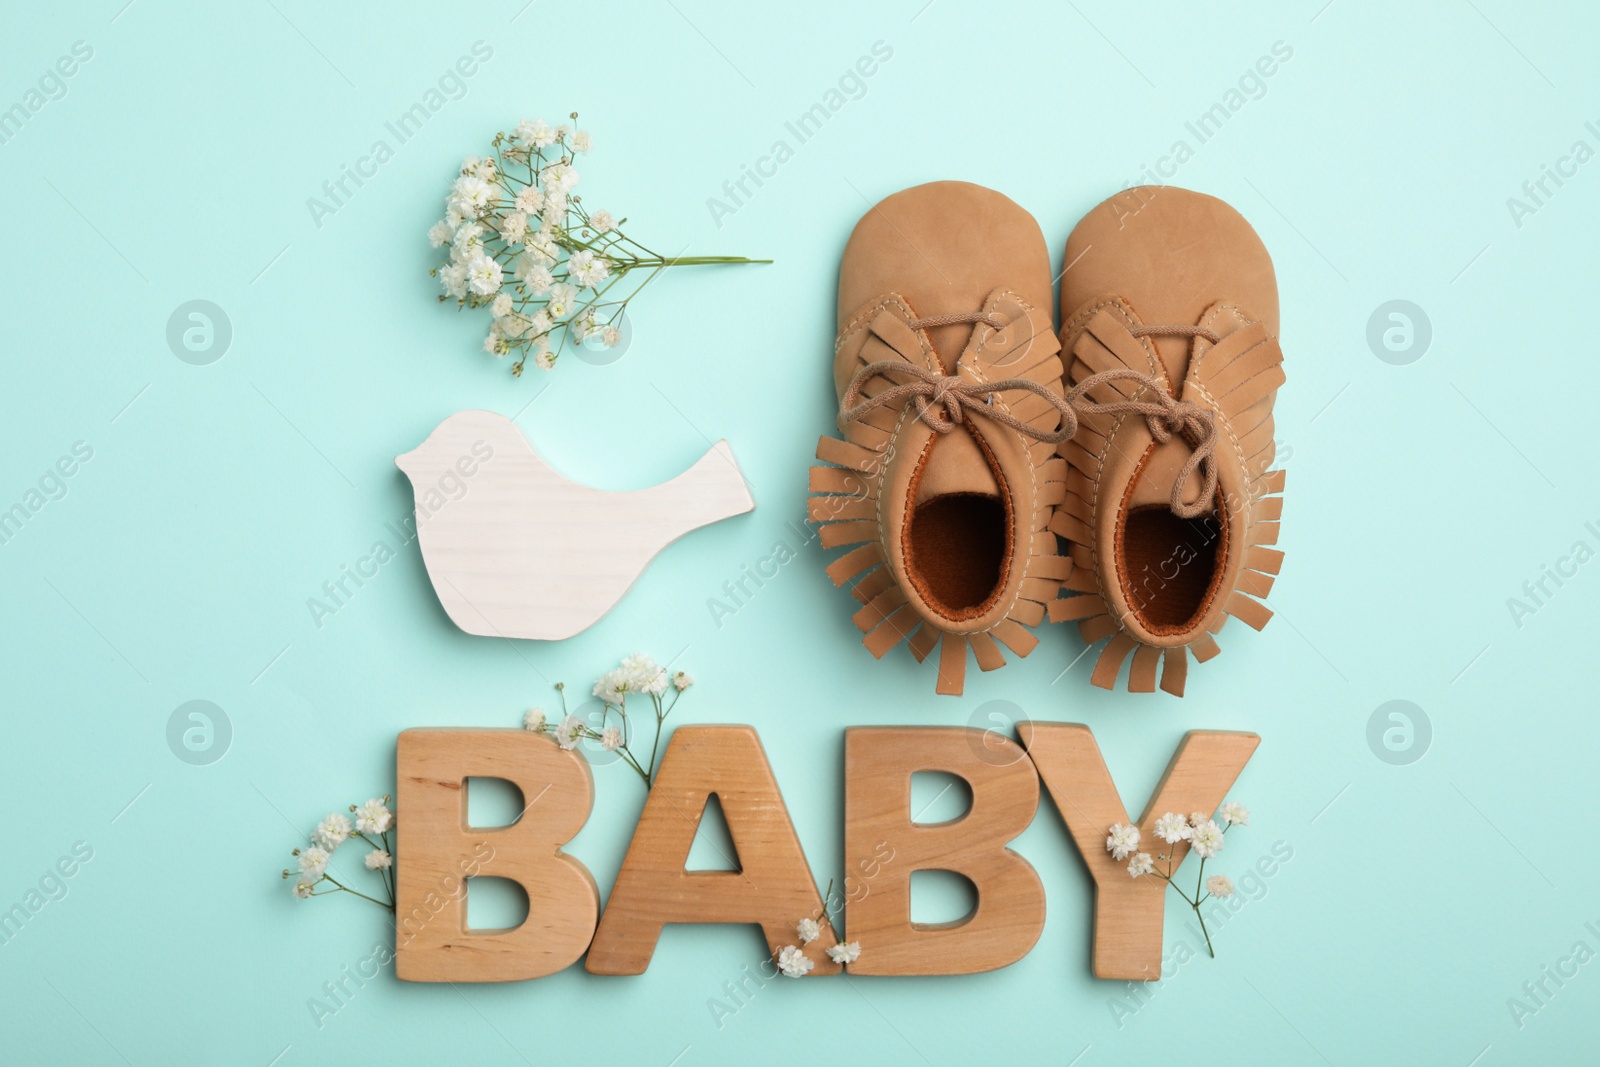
[812,182,1068,695]
[1049,186,1285,696]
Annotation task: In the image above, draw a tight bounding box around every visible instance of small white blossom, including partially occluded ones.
[672,671,693,691]
[600,726,623,752]
[523,265,555,295]
[1205,874,1234,899]
[451,174,494,215]
[484,328,504,356]
[526,233,559,265]
[499,211,529,244]
[545,282,577,320]
[1127,852,1155,878]
[298,845,330,880]
[439,263,468,299]
[570,129,592,153]
[524,708,546,732]
[1219,802,1250,827]
[427,220,454,248]
[545,163,579,192]
[355,799,392,835]
[1189,812,1209,829]
[826,941,861,965]
[529,310,553,334]
[452,221,486,262]
[533,344,555,371]
[466,253,503,296]
[796,918,821,944]
[1153,812,1192,844]
[590,209,615,232]
[293,881,315,899]
[567,250,611,288]
[515,185,544,214]
[492,293,514,318]
[554,714,584,750]
[1105,822,1140,861]
[601,325,622,348]
[314,814,351,850]
[521,119,556,148]
[365,849,393,871]
[776,945,813,978]
[1189,820,1224,859]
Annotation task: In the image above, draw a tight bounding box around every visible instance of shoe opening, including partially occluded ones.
[907,493,1008,616]
[1119,504,1225,633]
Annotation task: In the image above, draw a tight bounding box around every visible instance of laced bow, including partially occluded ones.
[837,312,1223,520]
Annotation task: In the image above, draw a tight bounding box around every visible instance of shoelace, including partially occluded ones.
[837,312,1222,520]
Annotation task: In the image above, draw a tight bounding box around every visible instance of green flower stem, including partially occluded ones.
[323,874,394,912]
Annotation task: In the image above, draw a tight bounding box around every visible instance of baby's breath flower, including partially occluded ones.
[777,945,813,978]
[466,254,503,296]
[1189,820,1224,859]
[1153,812,1192,845]
[1105,822,1140,861]
[1219,802,1250,827]
[298,845,330,880]
[554,714,584,750]
[1205,875,1234,899]
[1127,853,1155,878]
[600,726,623,752]
[365,849,393,871]
[524,708,546,732]
[293,881,316,899]
[672,671,693,691]
[590,209,615,232]
[355,798,393,835]
[826,941,861,965]
[796,918,821,944]
[314,815,351,850]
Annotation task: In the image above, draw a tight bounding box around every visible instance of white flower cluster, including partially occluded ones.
[521,655,694,788]
[429,116,620,373]
[1104,801,1252,959]
[594,653,670,706]
[776,915,862,976]
[429,115,766,376]
[283,796,395,909]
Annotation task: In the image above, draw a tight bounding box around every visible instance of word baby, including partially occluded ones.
[394,722,1257,982]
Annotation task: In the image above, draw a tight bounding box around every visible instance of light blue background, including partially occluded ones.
[2,0,1596,1063]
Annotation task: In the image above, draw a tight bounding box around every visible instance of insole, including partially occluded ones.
[1121,506,1223,630]
[908,493,1006,614]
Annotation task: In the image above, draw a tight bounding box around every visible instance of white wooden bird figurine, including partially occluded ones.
[397,410,754,640]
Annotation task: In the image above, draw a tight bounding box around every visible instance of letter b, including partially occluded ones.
[395,729,598,981]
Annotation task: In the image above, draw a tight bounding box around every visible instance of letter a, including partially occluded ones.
[586,726,838,975]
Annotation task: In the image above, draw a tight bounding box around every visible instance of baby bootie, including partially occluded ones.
[1049,186,1286,695]
[810,181,1073,695]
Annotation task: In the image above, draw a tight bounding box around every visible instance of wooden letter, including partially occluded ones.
[1019,722,1259,981]
[844,727,1045,975]
[586,725,839,975]
[395,729,599,982]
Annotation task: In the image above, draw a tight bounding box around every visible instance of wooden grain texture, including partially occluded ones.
[586,725,840,976]
[843,727,1045,975]
[1019,722,1259,981]
[394,729,599,983]
[396,409,754,641]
